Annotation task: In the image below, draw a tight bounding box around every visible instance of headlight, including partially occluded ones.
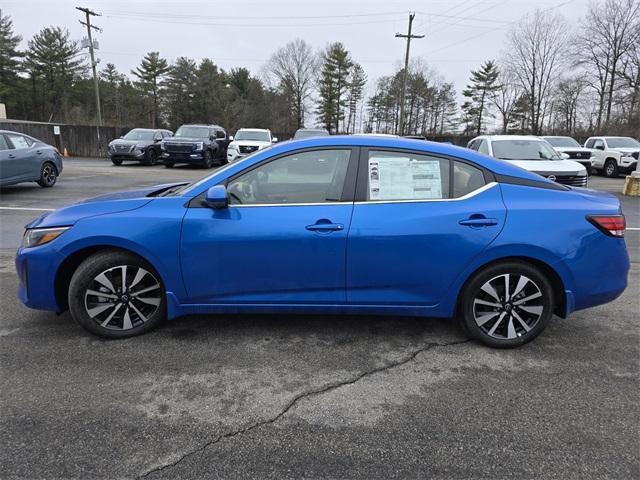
[194,142,204,152]
[22,227,70,248]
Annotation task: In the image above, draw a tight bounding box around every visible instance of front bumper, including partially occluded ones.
[161,152,204,163]
[16,245,64,312]
[110,151,146,161]
[620,159,637,173]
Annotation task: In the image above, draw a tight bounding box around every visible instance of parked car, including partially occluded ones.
[227,128,277,163]
[293,128,330,140]
[0,130,63,188]
[403,135,427,140]
[541,136,593,174]
[467,135,588,187]
[583,136,639,177]
[16,136,629,348]
[161,124,229,168]
[108,128,172,166]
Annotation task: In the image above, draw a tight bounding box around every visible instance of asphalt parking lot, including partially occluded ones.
[1,158,638,479]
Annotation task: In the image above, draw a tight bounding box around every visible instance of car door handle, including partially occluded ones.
[306,221,344,232]
[459,216,498,227]
[8,154,16,158]
[36,150,42,155]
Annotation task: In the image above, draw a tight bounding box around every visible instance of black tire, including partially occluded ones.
[37,162,58,187]
[112,158,123,166]
[144,149,158,166]
[459,261,554,348]
[603,159,619,178]
[203,149,213,168]
[68,250,166,339]
[164,161,174,169]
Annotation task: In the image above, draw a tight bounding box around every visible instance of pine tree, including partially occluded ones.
[345,63,367,133]
[0,11,23,109]
[316,43,352,133]
[461,60,500,135]
[24,27,85,122]
[164,57,198,128]
[132,52,170,127]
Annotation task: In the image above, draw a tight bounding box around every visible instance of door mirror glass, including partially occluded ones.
[203,185,228,209]
[594,141,605,150]
[229,135,234,141]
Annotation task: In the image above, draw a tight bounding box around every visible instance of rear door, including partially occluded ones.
[4,133,35,181]
[347,148,506,306]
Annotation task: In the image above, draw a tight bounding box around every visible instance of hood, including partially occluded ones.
[553,146,591,153]
[26,182,186,229]
[232,140,271,148]
[613,147,640,155]
[110,139,152,147]
[505,159,586,175]
[164,137,205,143]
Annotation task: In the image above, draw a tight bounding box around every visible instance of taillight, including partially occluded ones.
[587,214,626,237]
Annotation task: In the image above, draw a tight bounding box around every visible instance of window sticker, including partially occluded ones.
[368,156,442,200]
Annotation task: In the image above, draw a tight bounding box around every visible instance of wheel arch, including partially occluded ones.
[54,245,164,313]
[456,256,567,318]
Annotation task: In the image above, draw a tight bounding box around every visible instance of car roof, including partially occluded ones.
[482,135,545,142]
[180,124,222,128]
[236,128,270,132]
[296,128,328,131]
[542,135,574,139]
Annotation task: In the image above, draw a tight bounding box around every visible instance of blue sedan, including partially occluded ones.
[15,136,629,347]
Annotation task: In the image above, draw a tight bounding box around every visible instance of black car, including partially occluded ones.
[161,124,229,168]
[108,128,173,166]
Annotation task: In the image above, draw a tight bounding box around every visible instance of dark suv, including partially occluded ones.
[108,128,173,166]
[161,124,229,168]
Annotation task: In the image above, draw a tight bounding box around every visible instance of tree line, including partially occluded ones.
[0,0,638,139]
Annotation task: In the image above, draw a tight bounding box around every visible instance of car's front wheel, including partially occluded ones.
[68,250,166,339]
[143,149,158,166]
[460,261,554,348]
[37,162,58,187]
[203,149,213,168]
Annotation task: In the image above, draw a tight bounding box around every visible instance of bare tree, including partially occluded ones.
[265,39,318,129]
[553,77,587,134]
[575,0,640,128]
[504,9,569,134]
[492,69,522,134]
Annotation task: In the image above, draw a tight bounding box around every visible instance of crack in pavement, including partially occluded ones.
[137,338,472,479]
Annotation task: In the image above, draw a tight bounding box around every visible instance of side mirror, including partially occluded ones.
[560,152,570,159]
[596,144,605,150]
[203,185,228,209]
[119,136,124,139]
[272,137,278,143]
[229,135,234,141]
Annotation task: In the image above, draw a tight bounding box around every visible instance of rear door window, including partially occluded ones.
[366,150,450,201]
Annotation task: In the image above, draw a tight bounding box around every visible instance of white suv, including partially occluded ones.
[583,136,639,177]
[467,135,587,187]
[227,128,277,162]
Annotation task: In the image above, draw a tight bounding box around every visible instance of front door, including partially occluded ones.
[347,149,506,306]
[180,148,357,304]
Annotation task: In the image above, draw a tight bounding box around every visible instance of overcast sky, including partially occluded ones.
[3,0,588,98]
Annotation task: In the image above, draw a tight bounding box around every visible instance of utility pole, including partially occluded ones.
[395,13,424,136]
[76,6,103,153]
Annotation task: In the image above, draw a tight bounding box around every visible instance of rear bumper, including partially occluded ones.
[555,234,630,315]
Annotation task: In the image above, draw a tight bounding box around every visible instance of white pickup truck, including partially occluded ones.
[583,136,639,177]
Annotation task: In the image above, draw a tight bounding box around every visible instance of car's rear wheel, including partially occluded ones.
[604,159,619,178]
[37,162,58,187]
[112,158,123,166]
[460,261,554,348]
[68,250,166,339]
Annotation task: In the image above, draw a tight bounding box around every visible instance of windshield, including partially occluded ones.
[606,137,640,148]
[175,126,210,139]
[169,145,276,196]
[545,137,580,148]
[294,129,329,139]
[235,130,271,142]
[492,139,561,161]
[123,129,154,141]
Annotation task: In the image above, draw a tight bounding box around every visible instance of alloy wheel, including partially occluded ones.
[42,164,57,185]
[84,265,161,331]
[472,273,544,340]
